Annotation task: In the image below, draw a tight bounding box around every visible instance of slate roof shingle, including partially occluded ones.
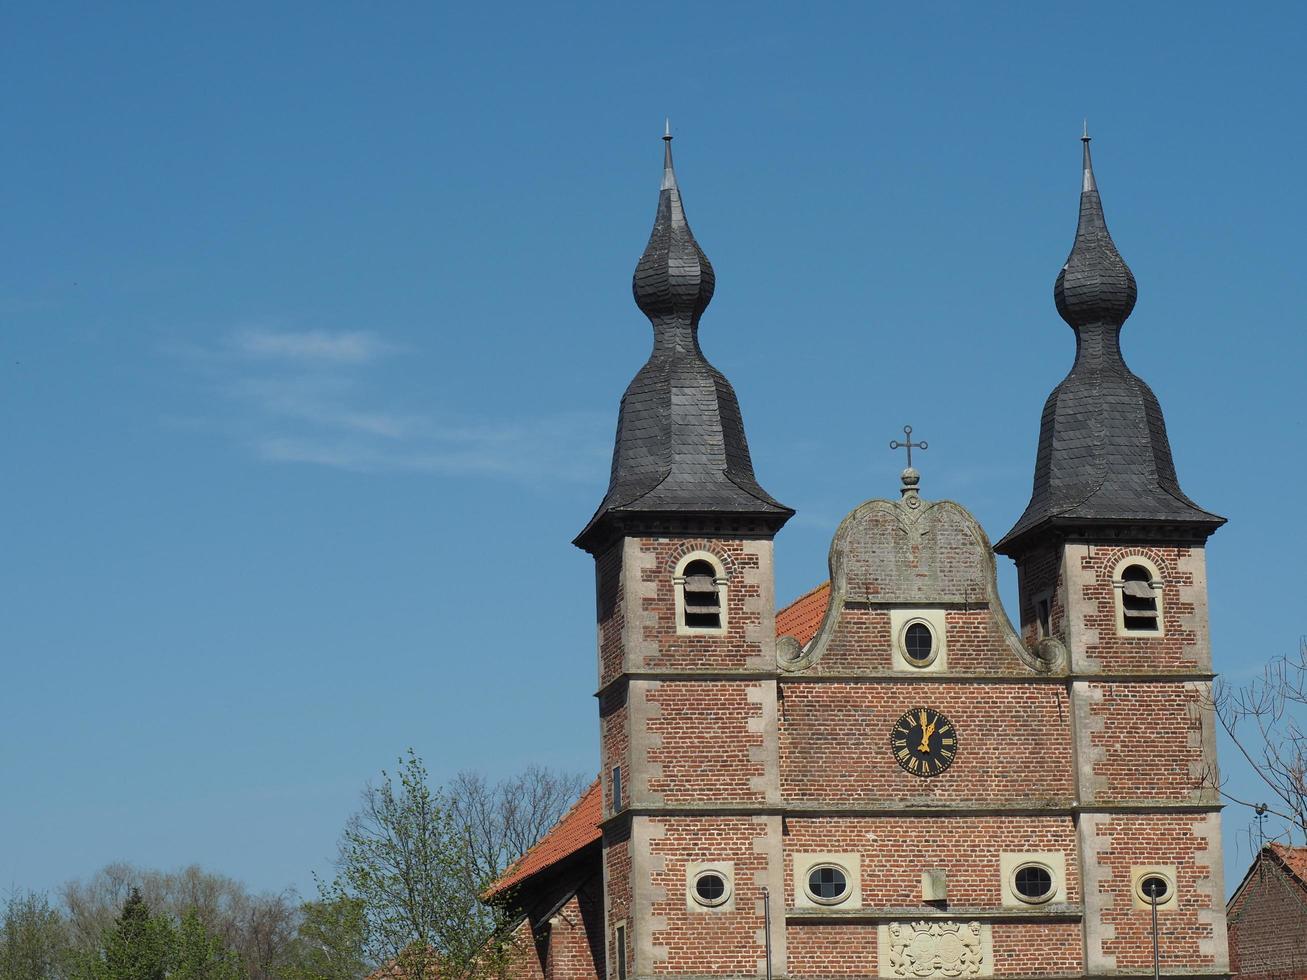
[997,136,1223,555]
[574,135,791,553]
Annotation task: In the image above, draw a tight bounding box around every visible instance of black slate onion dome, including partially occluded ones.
[632,133,716,325]
[574,130,792,554]
[996,131,1223,556]
[1053,135,1138,329]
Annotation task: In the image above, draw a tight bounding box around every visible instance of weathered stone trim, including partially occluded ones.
[747,682,780,803]
[1080,812,1116,973]
[788,907,1083,923]
[1074,681,1108,803]
[598,802,1221,828]
[631,817,668,975]
[1176,548,1213,670]
[1194,811,1229,970]
[595,670,1216,697]
[621,540,658,672]
[628,680,664,808]
[753,815,785,978]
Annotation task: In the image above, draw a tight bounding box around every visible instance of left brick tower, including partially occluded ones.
[574,129,794,980]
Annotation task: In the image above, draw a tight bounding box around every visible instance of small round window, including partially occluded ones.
[692,870,730,908]
[805,865,850,905]
[900,620,938,667]
[1012,863,1055,904]
[1137,873,1172,906]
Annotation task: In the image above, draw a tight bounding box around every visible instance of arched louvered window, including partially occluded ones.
[674,553,728,634]
[1114,559,1163,635]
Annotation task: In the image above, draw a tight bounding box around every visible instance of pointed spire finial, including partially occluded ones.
[1081,121,1097,192]
[662,118,675,182]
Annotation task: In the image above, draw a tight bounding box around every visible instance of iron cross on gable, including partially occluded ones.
[889,425,927,468]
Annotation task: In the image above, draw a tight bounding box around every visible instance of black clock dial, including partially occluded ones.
[890,707,958,778]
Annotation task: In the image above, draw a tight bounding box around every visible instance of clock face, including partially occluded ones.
[891,707,958,778]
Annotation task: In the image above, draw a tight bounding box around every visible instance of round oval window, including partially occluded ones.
[1137,874,1171,905]
[806,865,849,905]
[903,622,934,665]
[1012,864,1055,904]
[693,871,729,907]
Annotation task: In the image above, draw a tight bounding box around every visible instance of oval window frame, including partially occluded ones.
[804,863,851,906]
[898,617,940,668]
[1010,861,1056,905]
[690,869,732,908]
[1136,872,1173,906]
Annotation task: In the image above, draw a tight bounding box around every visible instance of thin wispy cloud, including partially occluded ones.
[174,326,610,483]
[232,327,396,364]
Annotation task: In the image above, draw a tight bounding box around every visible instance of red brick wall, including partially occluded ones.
[991,923,1083,975]
[787,924,877,977]
[1074,545,1206,673]
[646,816,768,976]
[596,541,625,687]
[1084,681,1207,803]
[547,893,603,980]
[783,817,1080,906]
[604,828,631,980]
[780,682,1074,804]
[1086,813,1221,970]
[1228,859,1307,979]
[645,681,766,804]
[599,685,628,814]
[1015,545,1063,646]
[505,919,547,980]
[634,538,768,673]
[808,608,1032,675]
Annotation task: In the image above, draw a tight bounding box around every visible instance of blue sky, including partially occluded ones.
[3,2,1303,899]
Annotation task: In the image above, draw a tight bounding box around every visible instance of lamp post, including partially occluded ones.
[1148,879,1162,980]
[761,886,773,980]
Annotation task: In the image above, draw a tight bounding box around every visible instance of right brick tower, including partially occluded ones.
[994,131,1229,976]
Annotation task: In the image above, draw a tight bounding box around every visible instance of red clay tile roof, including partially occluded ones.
[485,780,603,899]
[1270,843,1307,882]
[776,581,830,647]
[485,586,830,900]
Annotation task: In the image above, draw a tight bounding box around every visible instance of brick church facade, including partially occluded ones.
[486,131,1230,980]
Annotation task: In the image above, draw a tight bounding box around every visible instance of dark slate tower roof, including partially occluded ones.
[574,131,792,554]
[996,132,1224,555]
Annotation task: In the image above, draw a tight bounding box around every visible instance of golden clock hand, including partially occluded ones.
[916,710,933,753]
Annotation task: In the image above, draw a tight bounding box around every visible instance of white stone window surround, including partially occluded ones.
[1000,851,1067,907]
[685,861,734,911]
[1112,555,1166,637]
[673,550,729,636]
[1131,865,1178,911]
[793,852,861,909]
[890,608,948,672]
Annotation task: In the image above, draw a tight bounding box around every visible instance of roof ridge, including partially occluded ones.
[782,580,831,606]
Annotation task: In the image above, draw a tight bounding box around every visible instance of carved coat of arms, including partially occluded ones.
[885,921,987,978]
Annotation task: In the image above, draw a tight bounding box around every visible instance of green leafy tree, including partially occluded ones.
[325,751,503,979]
[71,888,176,980]
[0,889,71,980]
[62,864,296,980]
[277,897,367,980]
[173,909,245,980]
